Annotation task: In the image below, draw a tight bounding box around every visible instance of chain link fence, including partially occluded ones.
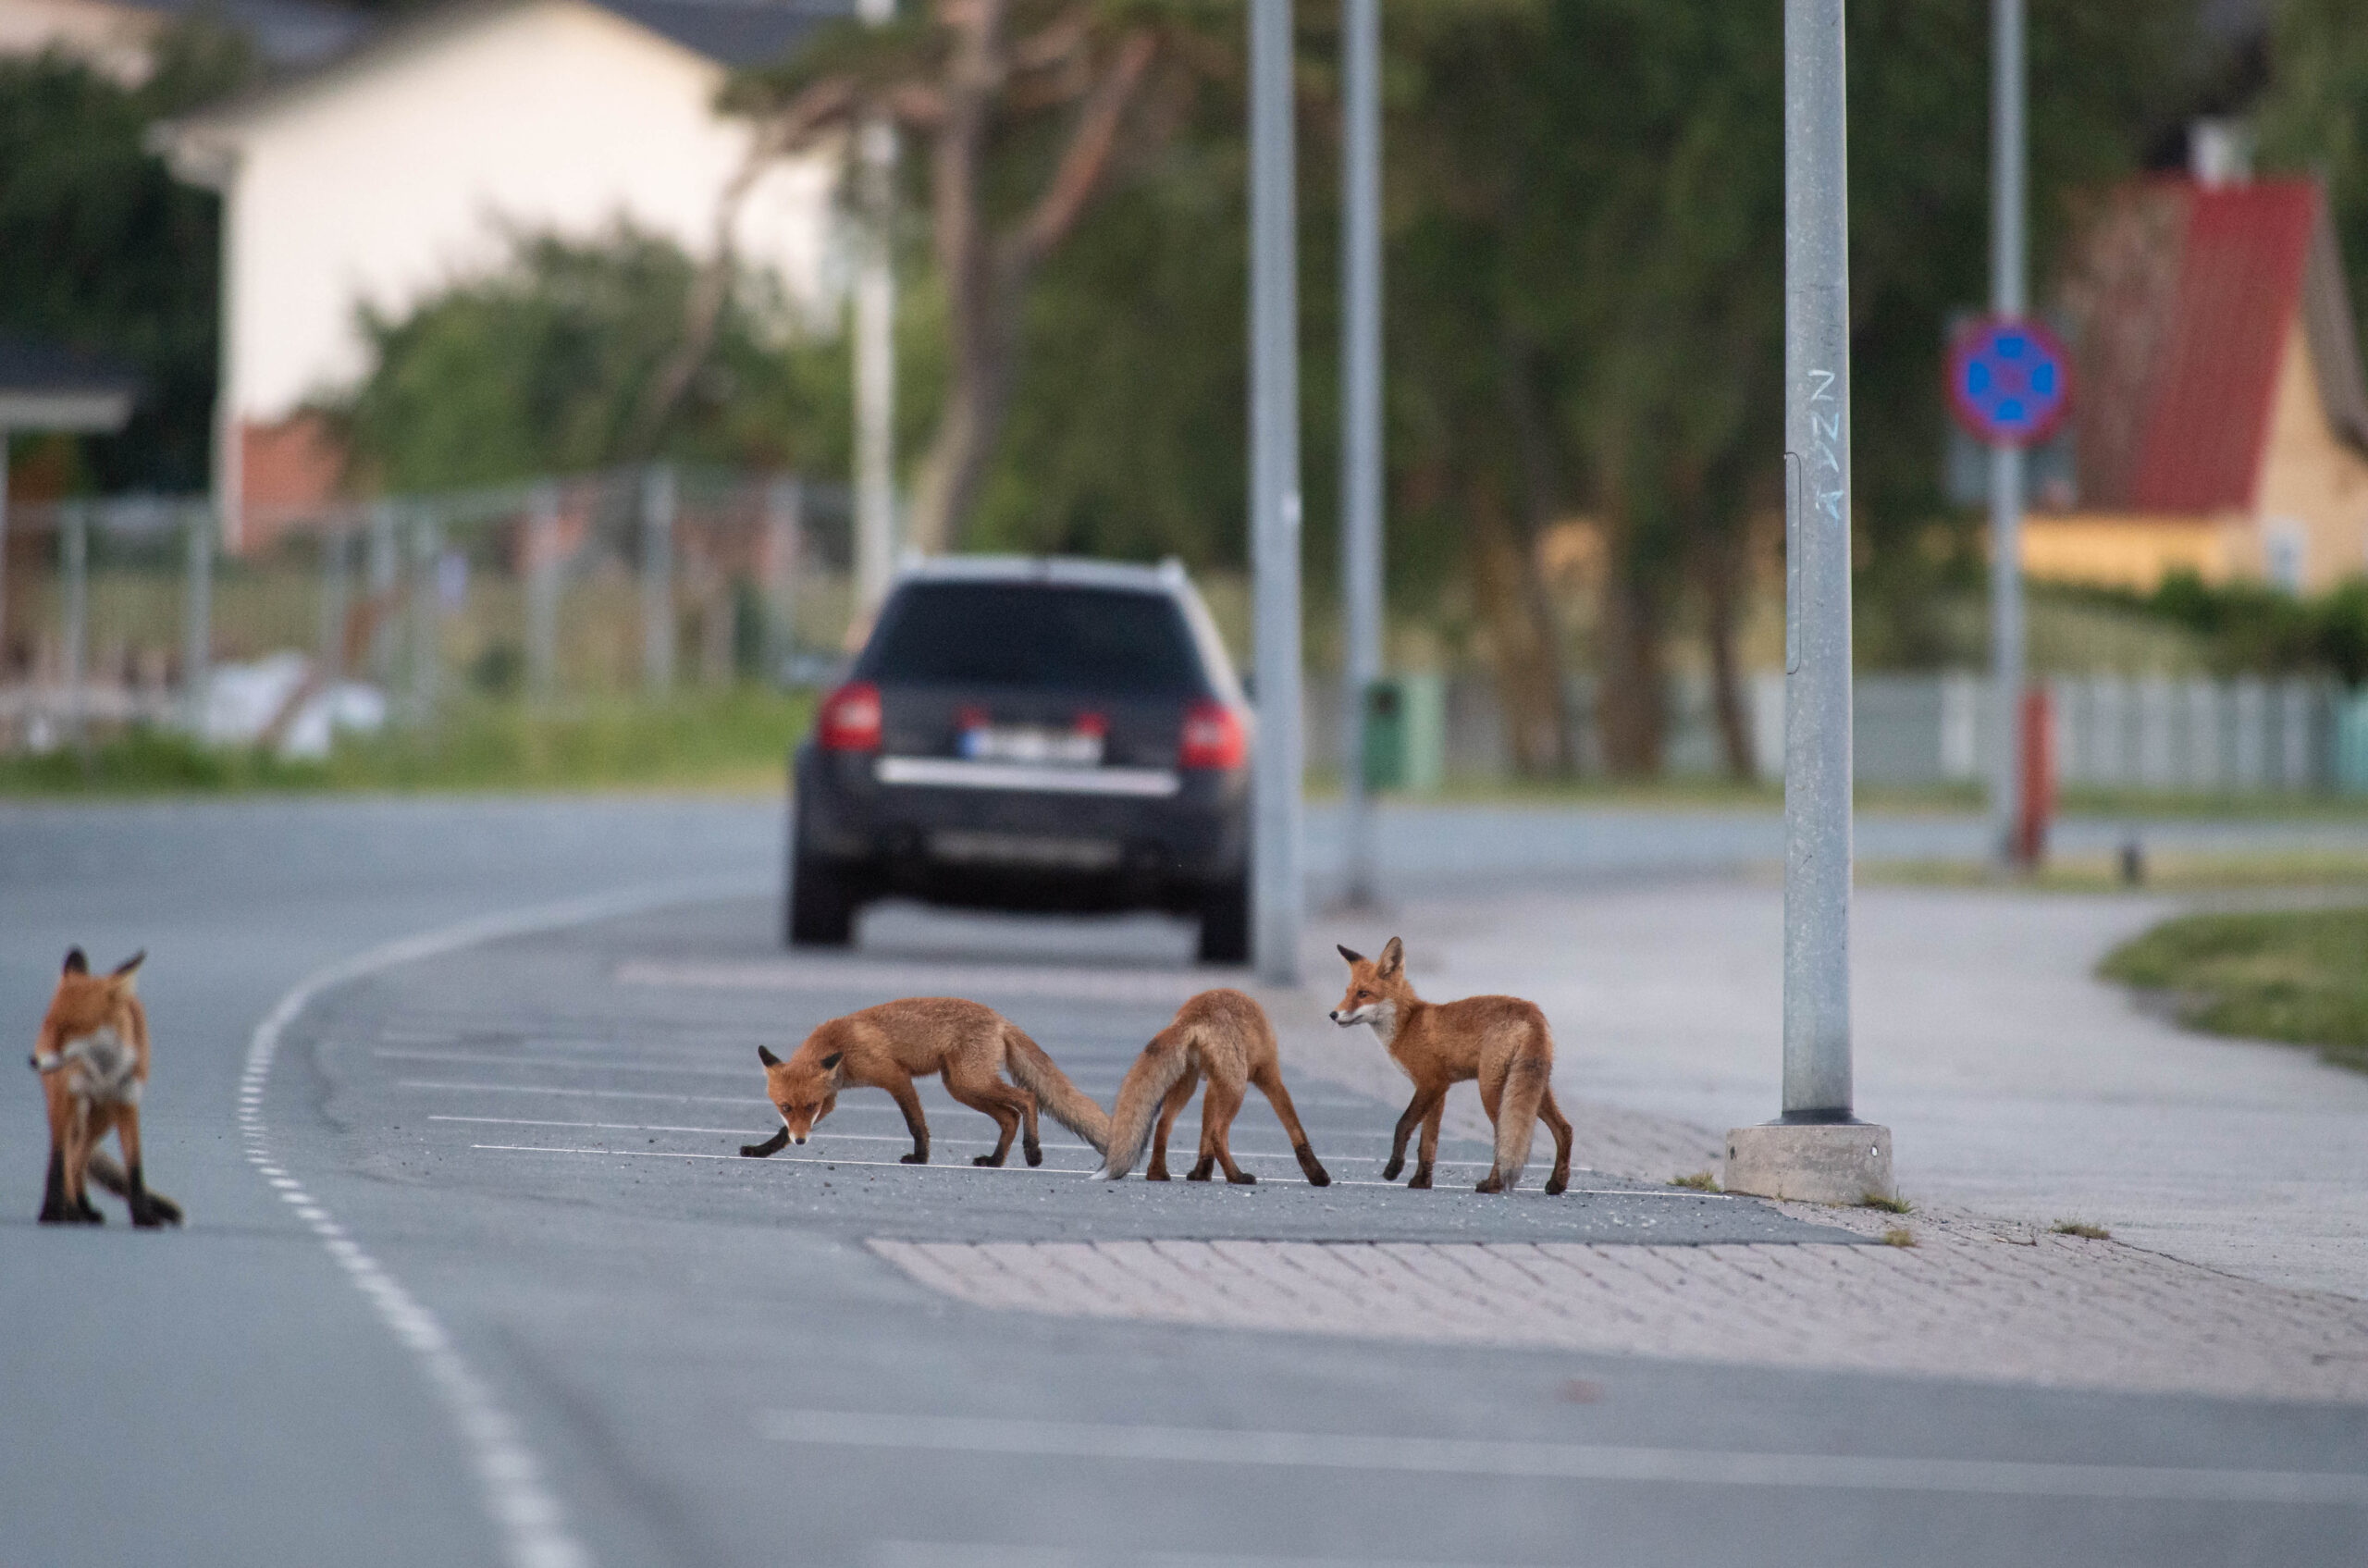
[0,466,855,758]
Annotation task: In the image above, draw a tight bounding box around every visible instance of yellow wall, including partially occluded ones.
[2019,514,2235,590]
[2246,316,2368,590]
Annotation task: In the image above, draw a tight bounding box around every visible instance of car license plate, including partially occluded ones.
[958,724,1104,767]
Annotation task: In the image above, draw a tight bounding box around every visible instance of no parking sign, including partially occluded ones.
[1946,315,2072,447]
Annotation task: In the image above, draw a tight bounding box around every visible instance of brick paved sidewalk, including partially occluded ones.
[866,977,2368,1406]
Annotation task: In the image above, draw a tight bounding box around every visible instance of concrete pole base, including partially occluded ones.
[1723,1122,1894,1205]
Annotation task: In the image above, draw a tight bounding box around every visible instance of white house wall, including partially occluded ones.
[217,0,834,427]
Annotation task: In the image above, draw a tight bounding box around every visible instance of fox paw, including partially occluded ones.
[1407,1171,1433,1191]
[1145,1167,1170,1181]
[738,1144,771,1158]
[971,1154,1004,1167]
[900,1152,928,1165]
[1185,1165,1214,1182]
[1382,1157,1405,1181]
[1023,1141,1042,1167]
[1226,1170,1257,1185]
[1303,1167,1332,1188]
[1545,1174,1569,1196]
[1475,1174,1505,1194]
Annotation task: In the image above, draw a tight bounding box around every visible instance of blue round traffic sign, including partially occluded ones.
[1946,315,2072,447]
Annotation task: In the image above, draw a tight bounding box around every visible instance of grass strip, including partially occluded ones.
[2099,907,2368,1074]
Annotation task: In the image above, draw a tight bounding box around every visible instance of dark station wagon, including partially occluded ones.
[787,558,1253,962]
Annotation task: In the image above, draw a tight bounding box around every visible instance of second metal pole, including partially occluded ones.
[1989,0,2029,867]
[1338,0,1383,910]
[1251,0,1303,983]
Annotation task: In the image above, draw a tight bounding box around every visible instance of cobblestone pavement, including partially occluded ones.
[871,1214,2368,1406]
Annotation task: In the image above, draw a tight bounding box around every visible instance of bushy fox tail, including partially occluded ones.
[1092,1024,1196,1179]
[1004,1026,1110,1155]
[85,1153,185,1225]
[1492,1056,1549,1191]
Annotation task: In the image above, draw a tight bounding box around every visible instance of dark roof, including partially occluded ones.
[161,0,852,140]
[0,335,140,431]
[2059,177,2368,514]
[0,335,141,398]
[126,0,370,71]
[599,0,847,68]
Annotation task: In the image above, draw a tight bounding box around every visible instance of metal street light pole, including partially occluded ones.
[1250,0,1303,983]
[1725,0,1895,1205]
[853,0,898,623]
[1338,0,1383,910]
[1988,0,2028,867]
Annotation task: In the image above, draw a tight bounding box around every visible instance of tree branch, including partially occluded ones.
[1001,28,1157,272]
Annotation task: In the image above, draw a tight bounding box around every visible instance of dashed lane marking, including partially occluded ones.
[756,1408,2368,1506]
[239,872,764,1568]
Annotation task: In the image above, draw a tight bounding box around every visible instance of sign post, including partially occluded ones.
[1338,0,1383,911]
[1250,0,1303,983]
[1724,0,1895,1206]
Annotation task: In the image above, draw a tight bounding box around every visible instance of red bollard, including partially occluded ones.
[2015,684,2054,868]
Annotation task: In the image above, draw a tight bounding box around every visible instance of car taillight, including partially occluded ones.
[819,681,882,752]
[1178,698,1246,771]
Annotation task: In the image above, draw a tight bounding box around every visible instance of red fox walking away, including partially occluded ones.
[1093,989,1331,1186]
[1330,937,1572,1195]
[739,997,1109,1167]
[31,948,183,1227]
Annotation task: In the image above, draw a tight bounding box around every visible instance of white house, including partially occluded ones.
[155,0,846,549]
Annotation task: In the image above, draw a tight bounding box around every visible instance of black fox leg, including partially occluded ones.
[39,1145,73,1224]
[739,1128,790,1158]
[126,1161,168,1228]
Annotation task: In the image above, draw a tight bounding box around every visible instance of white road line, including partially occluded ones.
[757,1409,2368,1507]
[874,1546,1552,1568]
[399,1079,771,1106]
[240,872,762,1568]
[374,1048,751,1077]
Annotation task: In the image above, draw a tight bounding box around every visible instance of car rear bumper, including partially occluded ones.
[794,747,1247,911]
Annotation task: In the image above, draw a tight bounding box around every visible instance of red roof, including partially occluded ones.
[2061,177,2368,514]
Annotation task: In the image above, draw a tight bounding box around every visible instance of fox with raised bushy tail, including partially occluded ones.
[1094,989,1330,1186]
[1330,937,1572,1195]
[740,997,1106,1167]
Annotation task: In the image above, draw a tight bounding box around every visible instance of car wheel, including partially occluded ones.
[1196,876,1250,965]
[788,849,859,948]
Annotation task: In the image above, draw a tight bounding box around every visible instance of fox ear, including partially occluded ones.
[1336,944,1364,966]
[110,951,145,984]
[1378,936,1404,976]
[758,1044,780,1068]
[820,1052,844,1072]
[62,948,88,976]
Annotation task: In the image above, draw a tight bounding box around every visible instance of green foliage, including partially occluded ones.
[2059,571,2368,683]
[0,24,255,492]
[2258,0,2368,334]
[2100,907,2368,1074]
[0,687,814,796]
[332,227,849,492]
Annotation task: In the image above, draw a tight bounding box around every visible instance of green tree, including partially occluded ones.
[0,24,254,492]
[331,226,846,492]
[2258,0,2368,330]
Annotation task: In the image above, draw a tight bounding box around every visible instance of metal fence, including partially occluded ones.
[0,467,855,756]
[1310,669,2356,796]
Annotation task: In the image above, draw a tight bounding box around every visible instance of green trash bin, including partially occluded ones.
[1362,673,1445,795]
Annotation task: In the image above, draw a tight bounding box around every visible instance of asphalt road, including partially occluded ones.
[6,796,2365,1568]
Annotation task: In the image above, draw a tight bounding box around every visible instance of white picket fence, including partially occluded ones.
[1309,670,2345,794]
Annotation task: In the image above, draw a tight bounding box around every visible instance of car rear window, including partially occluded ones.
[861,583,1205,694]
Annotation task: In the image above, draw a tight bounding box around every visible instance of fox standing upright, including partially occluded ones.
[30,947,183,1227]
[740,997,1108,1167]
[1330,937,1572,1194]
[1094,989,1331,1185]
